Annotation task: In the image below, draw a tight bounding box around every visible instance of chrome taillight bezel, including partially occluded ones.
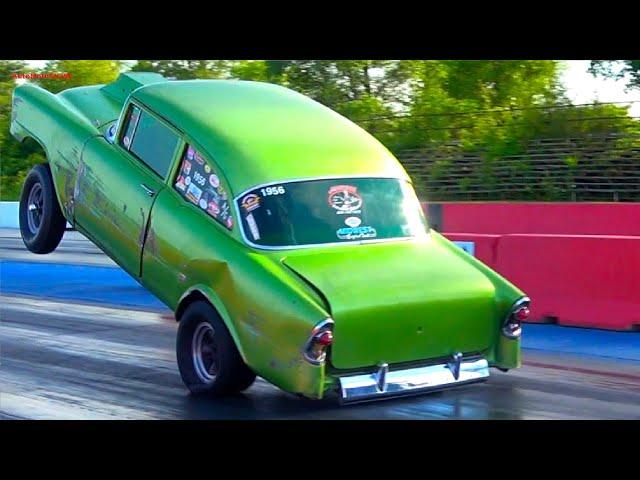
[302,318,334,365]
[502,296,530,339]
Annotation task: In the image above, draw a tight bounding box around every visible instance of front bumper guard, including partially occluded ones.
[338,356,489,404]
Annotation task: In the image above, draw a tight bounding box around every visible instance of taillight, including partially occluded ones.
[514,306,530,322]
[502,297,530,339]
[303,319,334,365]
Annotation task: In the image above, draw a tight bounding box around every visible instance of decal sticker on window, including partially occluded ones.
[176,176,187,192]
[209,174,220,188]
[207,201,220,217]
[344,216,361,227]
[186,183,203,204]
[174,144,233,230]
[328,185,362,214]
[260,185,286,196]
[246,213,261,240]
[241,193,261,213]
[336,226,377,240]
[192,171,207,187]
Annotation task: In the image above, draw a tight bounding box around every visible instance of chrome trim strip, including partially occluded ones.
[233,175,423,252]
[338,358,490,404]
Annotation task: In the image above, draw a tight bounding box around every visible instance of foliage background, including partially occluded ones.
[1,60,638,201]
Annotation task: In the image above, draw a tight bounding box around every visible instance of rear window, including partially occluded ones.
[236,177,427,248]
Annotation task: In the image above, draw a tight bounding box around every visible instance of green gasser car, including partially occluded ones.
[10,72,529,403]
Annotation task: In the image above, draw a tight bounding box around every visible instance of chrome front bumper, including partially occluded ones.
[338,357,490,404]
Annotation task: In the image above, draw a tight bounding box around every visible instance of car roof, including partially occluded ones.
[132,79,409,196]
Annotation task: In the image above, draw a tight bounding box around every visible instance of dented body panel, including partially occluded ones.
[10,73,526,400]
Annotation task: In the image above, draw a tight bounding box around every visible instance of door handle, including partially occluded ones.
[140,183,156,197]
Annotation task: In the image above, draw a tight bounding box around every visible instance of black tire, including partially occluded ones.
[19,164,67,254]
[176,301,256,395]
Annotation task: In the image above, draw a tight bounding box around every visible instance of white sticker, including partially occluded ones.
[186,183,203,203]
[209,174,220,188]
[199,199,208,209]
[246,213,261,241]
[345,216,362,228]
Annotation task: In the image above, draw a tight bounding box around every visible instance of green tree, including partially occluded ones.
[589,60,640,90]
[38,60,122,93]
[131,60,233,79]
[400,60,563,150]
[1,61,32,199]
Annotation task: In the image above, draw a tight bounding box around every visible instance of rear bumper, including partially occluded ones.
[337,357,490,404]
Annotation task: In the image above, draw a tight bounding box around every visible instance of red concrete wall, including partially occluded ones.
[496,234,640,331]
[439,202,640,236]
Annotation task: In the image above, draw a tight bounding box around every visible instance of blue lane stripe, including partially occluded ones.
[1,260,638,361]
[0,260,165,311]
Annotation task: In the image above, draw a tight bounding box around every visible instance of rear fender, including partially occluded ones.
[176,285,248,363]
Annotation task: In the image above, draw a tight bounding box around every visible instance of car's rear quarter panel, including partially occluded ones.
[143,190,330,397]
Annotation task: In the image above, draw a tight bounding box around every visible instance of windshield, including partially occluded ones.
[236,177,427,248]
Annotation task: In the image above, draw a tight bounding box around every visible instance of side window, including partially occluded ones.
[119,104,179,179]
[174,145,234,231]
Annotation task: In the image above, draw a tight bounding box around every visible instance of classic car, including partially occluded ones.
[10,72,530,403]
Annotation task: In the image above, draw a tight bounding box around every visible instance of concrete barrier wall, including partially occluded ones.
[435,202,640,236]
[496,234,640,331]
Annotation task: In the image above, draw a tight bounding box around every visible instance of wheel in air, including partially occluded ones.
[19,163,67,254]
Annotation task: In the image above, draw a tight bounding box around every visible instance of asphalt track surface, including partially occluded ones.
[1,229,639,419]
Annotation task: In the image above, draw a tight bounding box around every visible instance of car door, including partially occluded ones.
[141,142,236,308]
[74,103,181,278]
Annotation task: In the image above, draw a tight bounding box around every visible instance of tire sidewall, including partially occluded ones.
[19,164,66,253]
[176,301,247,395]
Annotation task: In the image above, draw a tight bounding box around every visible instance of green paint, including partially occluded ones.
[10,72,525,399]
